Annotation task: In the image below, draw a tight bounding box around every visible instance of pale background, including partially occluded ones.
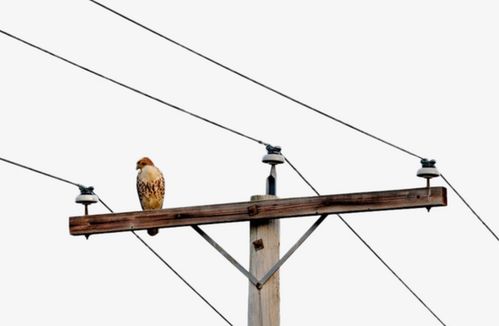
[1,1,498,325]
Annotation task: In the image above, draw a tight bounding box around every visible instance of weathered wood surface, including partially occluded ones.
[69,187,447,236]
[248,195,280,326]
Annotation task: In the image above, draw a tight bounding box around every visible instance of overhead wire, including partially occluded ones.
[0,156,84,188]
[89,0,422,160]
[338,216,447,326]
[97,198,234,326]
[283,156,447,326]
[0,1,496,321]
[0,156,233,326]
[0,29,269,148]
[441,174,499,243]
[84,1,499,245]
[0,28,448,323]
[131,230,233,326]
[1,4,491,257]
[0,156,447,325]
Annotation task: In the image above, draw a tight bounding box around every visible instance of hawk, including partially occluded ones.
[136,157,165,236]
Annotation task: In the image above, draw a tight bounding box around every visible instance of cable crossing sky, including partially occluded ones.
[0,155,233,325]
[0,28,447,324]
[85,0,499,246]
[0,17,495,324]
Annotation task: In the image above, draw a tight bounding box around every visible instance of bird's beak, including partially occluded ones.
[136,163,140,170]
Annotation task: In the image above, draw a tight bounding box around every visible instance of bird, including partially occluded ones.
[136,157,165,236]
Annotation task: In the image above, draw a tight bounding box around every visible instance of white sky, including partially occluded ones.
[1,1,498,325]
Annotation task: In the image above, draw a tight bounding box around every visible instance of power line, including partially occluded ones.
[283,156,320,196]
[0,156,84,188]
[3,26,496,252]
[282,156,447,326]
[3,6,492,255]
[86,0,499,252]
[0,19,486,323]
[89,0,423,161]
[0,28,447,323]
[97,200,233,326]
[96,197,234,325]
[131,230,233,326]
[89,0,499,268]
[0,155,446,324]
[0,155,448,325]
[338,215,447,326]
[0,29,270,149]
[441,173,499,243]
[0,13,477,324]
[0,155,234,325]
[95,196,114,215]
[285,152,445,322]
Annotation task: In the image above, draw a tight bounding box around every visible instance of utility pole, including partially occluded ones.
[69,157,447,326]
[248,145,284,326]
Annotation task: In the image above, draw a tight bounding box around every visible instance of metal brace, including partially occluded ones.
[192,214,328,290]
[191,225,259,287]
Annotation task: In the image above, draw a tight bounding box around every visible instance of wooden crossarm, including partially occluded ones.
[69,187,447,236]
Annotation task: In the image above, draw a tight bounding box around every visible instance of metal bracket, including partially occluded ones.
[258,214,328,287]
[192,214,328,289]
[191,225,259,287]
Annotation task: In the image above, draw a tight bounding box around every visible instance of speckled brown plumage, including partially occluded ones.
[136,157,165,236]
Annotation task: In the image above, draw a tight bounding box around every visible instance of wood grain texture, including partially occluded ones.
[248,195,280,326]
[69,187,447,236]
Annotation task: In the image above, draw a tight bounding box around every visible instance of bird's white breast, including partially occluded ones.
[138,165,163,182]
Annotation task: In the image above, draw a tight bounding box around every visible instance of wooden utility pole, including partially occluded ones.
[68,149,447,326]
[247,145,284,326]
[248,194,280,326]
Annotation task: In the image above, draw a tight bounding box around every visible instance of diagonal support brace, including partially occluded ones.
[192,225,260,287]
[258,214,328,287]
[192,215,328,290]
